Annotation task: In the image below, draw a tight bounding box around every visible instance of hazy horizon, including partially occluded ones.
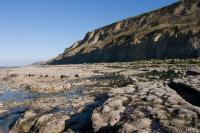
[0,0,177,66]
[0,59,44,67]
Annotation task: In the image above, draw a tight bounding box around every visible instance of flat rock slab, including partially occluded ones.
[0,62,200,132]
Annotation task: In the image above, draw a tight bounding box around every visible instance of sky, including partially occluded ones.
[0,0,177,66]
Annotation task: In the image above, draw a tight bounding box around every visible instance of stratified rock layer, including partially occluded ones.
[47,0,200,65]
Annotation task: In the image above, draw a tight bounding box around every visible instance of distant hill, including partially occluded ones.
[0,66,19,69]
[47,0,200,65]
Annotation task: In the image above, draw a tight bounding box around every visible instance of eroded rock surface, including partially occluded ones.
[0,60,200,133]
[92,76,200,132]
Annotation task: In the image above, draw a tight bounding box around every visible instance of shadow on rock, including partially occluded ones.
[168,81,200,107]
[0,106,29,133]
[64,93,109,133]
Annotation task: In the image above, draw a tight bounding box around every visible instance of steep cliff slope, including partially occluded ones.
[48,0,200,64]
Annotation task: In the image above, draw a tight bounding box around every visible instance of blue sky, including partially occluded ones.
[0,0,177,66]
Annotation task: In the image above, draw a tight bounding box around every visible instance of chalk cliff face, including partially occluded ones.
[47,0,200,64]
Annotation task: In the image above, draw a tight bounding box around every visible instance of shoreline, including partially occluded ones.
[0,61,200,132]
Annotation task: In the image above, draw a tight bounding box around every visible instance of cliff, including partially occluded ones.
[47,0,200,64]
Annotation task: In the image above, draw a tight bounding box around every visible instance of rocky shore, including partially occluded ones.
[0,59,200,133]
